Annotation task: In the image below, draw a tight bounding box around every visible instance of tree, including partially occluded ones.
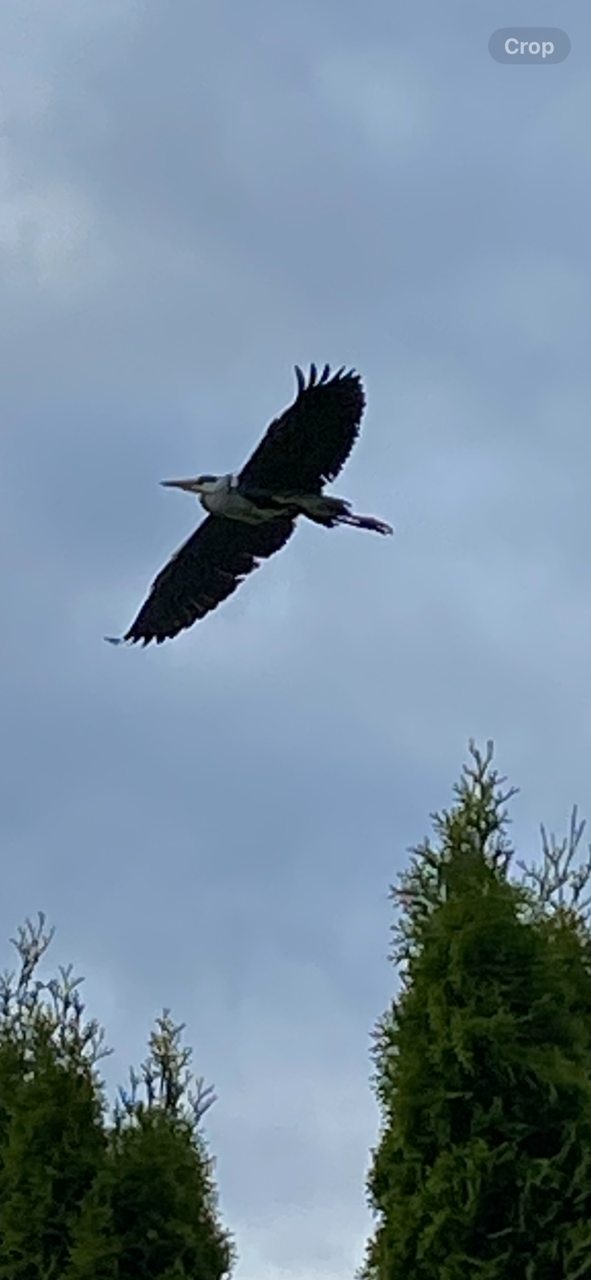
[0,916,108,1280]
[361,743,591,1280]
[66,1011,235,1280]
[0,915,234,1280]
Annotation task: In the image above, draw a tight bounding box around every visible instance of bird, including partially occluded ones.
[106,363,392,646]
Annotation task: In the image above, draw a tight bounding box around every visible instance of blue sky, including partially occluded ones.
[2,1,591,1276]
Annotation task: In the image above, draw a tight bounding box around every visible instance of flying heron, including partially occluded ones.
[106,363,392,646]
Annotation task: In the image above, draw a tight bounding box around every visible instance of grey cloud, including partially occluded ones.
[2,2,591,1277]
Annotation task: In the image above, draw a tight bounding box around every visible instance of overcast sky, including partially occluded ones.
[2,1,591,1276]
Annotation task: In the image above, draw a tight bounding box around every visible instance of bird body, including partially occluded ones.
[179,473,291,524]
[106,364,392,646]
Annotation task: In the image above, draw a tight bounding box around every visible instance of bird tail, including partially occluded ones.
[287,493,392,535]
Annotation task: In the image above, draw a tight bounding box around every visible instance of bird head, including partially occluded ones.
[160,475,220,495]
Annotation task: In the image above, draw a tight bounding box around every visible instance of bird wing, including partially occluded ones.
[238,364,365,496]
[121,513,295,645]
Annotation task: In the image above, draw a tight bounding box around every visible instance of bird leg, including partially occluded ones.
[283,493,392,534]
[337,511,393,535]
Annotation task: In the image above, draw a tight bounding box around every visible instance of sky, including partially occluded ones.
[2,1,591,1276]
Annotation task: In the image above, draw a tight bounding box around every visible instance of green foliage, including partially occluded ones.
[0,918,108,1280]
[361,743,591,1280]
[66,1012,234,1280]
[0,916,234,1280]
[66,1109,233,1280]
[0,1030,106,1279]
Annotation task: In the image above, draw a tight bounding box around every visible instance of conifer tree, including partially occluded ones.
[0,915,108,1279]
[66,1010,235,1280]
[0,916,234,1280]
[361,743,591,1280]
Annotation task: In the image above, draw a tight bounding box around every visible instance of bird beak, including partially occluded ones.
[160,478,202,493]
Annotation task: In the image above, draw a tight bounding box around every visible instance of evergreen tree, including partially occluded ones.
[0,915,108,1280]
[361,743,591,1280]
[0,916,234,1280]
[66,1011,235,1280]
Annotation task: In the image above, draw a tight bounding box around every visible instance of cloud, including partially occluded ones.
[2,2,591,1277]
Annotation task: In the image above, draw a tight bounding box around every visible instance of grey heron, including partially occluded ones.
[106,363,392,646]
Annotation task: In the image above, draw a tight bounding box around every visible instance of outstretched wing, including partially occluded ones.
[118,513,295,645]
[239,364,365,496]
